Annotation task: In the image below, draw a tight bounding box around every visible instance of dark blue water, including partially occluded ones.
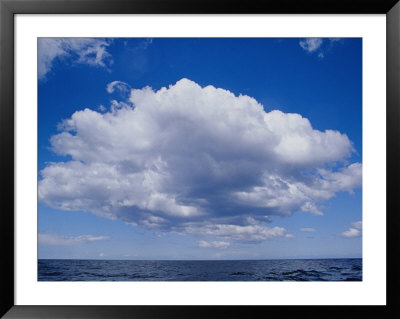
[38,258,361,281]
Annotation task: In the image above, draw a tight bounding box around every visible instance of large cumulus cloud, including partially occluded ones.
[39,78,361,243]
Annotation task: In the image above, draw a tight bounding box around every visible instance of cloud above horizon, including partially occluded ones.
[39,233,110,246]
[198,240,230,249]
[38,78,361,243]
[341,221,362,238]
[38,38,112,79]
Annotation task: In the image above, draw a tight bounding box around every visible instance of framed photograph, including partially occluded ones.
[1,0,398,317]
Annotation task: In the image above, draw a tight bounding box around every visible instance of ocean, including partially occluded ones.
[38,258,362,281]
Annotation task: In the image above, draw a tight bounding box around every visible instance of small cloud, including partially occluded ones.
[299,38,343,59]
[300,227,316,232]
[106,81,130,94]
[299,38,323,53]
[285,234,295,238]
[39,233,109,246]
[341,221,362,238]
[341,228,361,238]
[99,252,105,257]
[98,105,106,112]
[198,240,230,249]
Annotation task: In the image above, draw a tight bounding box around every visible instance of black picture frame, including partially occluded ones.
[1,0,399,318]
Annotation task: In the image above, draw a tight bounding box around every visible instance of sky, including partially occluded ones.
[38,37,362,260]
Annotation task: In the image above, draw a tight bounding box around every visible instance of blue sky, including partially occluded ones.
[38,38,362,260]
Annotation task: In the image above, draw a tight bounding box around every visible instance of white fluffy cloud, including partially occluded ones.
[198,240,230,249]
[39,78,361,243]
[341,228,361,238]
[341,220,362,238]
[38,38,112,79]
[39,233,109,246]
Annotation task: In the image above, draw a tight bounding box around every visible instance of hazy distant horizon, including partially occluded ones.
[38,256,362,261]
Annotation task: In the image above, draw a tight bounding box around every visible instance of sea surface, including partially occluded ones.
[38,258,362,281]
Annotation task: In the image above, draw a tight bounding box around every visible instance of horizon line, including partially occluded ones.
[38,257,362,262]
